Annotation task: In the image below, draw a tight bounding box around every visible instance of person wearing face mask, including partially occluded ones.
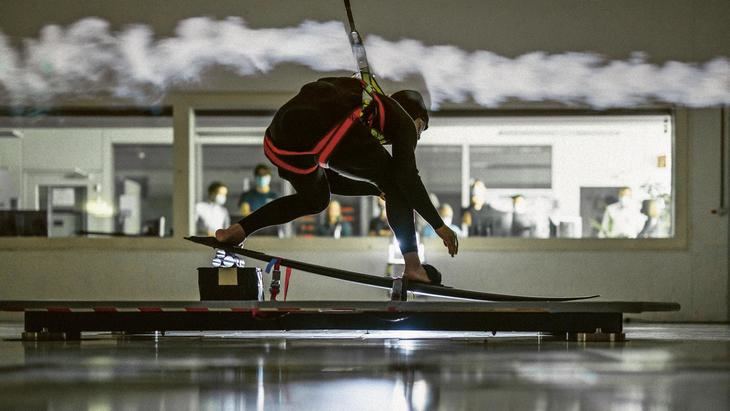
[599,187,648,238]
[422,204,462,238]
[214,77,458,285]
[238,164,279,217]
[194,182,231,236]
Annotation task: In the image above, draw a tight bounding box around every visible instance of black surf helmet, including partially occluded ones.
[390,90,429,130]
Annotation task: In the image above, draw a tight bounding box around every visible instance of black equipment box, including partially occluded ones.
[198,267,263,301]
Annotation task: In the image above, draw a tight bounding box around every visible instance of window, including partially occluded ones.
[0,128,113,237]
[198,144,285,236]
[470,145,552,189]
[0,109,676,245]
[113,144,173,236]
[167,96,685,250]
[415,145,462,239]
[0,117,173,238]
[181,111,675,241]
[420,114,675,239]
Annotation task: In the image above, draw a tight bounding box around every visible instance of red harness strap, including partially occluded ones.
[264,91,386,175]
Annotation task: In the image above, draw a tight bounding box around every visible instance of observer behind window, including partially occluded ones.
[238,164,278,217]
[195,182,230,236]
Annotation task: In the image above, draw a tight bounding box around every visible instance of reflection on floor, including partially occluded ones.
[0,323,728,411]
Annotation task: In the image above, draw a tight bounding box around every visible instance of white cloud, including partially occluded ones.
[0,17,727,108]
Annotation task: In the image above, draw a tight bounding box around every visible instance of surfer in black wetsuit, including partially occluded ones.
[215,77,458,284]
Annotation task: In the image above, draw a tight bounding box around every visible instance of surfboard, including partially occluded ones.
[185,236,600,302]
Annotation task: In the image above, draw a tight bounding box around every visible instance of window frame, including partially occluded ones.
[172,93,687,251]
[0,92,688,251]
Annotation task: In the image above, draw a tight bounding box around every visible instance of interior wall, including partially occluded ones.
[0,0,728,321]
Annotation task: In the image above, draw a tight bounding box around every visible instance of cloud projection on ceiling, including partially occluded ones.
[0,17,728,108]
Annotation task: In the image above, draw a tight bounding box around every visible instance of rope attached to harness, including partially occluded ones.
[263,2,388,176]
[344,0,384,96]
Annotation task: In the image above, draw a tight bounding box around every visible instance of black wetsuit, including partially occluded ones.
[238,77,443,253]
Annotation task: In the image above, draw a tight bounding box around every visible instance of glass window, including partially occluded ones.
[194,113,287,237]
[415,145,462,239]
[113,144,173,237]
[460,115,673,239]
[197,144,286,236]
[470,145,552,189]
[184,111,675,242]
[0,128,114,237]
[0,117,173,238]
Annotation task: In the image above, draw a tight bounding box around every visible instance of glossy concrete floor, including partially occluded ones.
[0,323,728,411]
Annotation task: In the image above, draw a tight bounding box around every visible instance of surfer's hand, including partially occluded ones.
[436,225,458,257]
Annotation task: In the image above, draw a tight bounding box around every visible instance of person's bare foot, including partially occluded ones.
[403,265,431,283]
[215,224,246,245]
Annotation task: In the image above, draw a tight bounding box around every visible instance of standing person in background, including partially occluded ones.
[195,182,230,236]
[599,187,647,238]
[510,195,537,237]
[423,204,462,238]
[462,180,487,236]
[316,200,353,238]
[638,198,668,238]
[462,180,495,236]
[368,197,392,237]
[238,164,279,216]
[462,180,512,237]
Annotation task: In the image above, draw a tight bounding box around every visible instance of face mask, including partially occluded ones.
[443,216,453,226]
[619,196,631,207]
[214,194,227,206]
[255,175,271,188]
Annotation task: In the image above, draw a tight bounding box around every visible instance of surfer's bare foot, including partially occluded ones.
[402,251,432,283]
[215,224,246,245]
[403,265,431,283]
